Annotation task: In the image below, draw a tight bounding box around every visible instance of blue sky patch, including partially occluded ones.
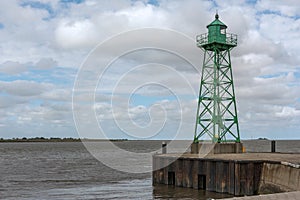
[128,93,196,107]
[245,0,258,5]
[257,9,300,20]
[29,67,76,86]
[257,73,282,79]
[147,0,159,6]
[257,10,282,17]
[20,1,56,19]
[209,0,218,9]
[60,0,85,4]
[0,67,76,86]
[129,94,177,107]
[294,72,300,79]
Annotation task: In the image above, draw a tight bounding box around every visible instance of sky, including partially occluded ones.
[0,0,300,140]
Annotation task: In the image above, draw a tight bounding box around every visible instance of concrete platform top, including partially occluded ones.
[226,191,300,200]
[154,152,300,166]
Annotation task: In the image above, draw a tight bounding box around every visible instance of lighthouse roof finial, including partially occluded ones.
[215,10,219,19]
[207,11,227,28]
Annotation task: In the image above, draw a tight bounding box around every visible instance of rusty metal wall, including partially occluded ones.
[153,156,264,196]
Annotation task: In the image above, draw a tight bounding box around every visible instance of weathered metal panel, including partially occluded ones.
[207,161,216,191]
[254,162,263,194]
[245,162,254,195]
[234,163,240,195]
[192,159,199,189]
[182,159,193,187]
[239,163,247,195]
[238,162,256,195]
[215,161,222,193]
[228,161,235,194]
[223,162,229,193]
[215,161,230,193]
[168,158,175,172]
[176,159,183,187]
[199,160,206,174]
[152,157,165,185]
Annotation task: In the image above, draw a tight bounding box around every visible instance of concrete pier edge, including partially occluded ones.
[226,191,300,199]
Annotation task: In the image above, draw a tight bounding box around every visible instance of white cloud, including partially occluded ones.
[42,88,72,101]
[0,58,58,75]
[0,0,299,139]
[275,106,300,118]
[55,19,99,49]
[256,0,300,17]
[0,61,28,75]
[0,95,27,108]
[0,80,52,97]
[35,58,57,69]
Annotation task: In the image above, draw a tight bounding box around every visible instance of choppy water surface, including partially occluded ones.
[0,140,299,199]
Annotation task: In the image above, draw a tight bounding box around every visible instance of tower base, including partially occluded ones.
[191,142,243,154]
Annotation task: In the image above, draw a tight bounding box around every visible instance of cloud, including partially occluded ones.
[0,0,300,139]
[35,57,57,69]
[256,0,300,17]
[0,80,52,96]
[0,95,27,108]
[0,58,58,75]
[55,19,98,49]
[42,88,72,101]
[275,106,300,118]
[54,2,170,49]
[0,61,29,75]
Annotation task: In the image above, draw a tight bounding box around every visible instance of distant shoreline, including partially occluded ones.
[0,137,297,143]
[0,137,128,143]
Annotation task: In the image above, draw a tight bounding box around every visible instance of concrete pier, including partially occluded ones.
[227,191,300,200]
[191,142,244,154]
[152,153,300,196]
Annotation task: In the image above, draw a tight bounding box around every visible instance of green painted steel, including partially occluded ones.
[194,13,240,143]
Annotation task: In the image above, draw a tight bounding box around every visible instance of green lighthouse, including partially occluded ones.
[194,13,240,143]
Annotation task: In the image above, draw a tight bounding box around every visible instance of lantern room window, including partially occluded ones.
[220,28,226,35]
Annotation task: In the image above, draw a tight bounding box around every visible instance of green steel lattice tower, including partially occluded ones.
[194,14,241,143]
